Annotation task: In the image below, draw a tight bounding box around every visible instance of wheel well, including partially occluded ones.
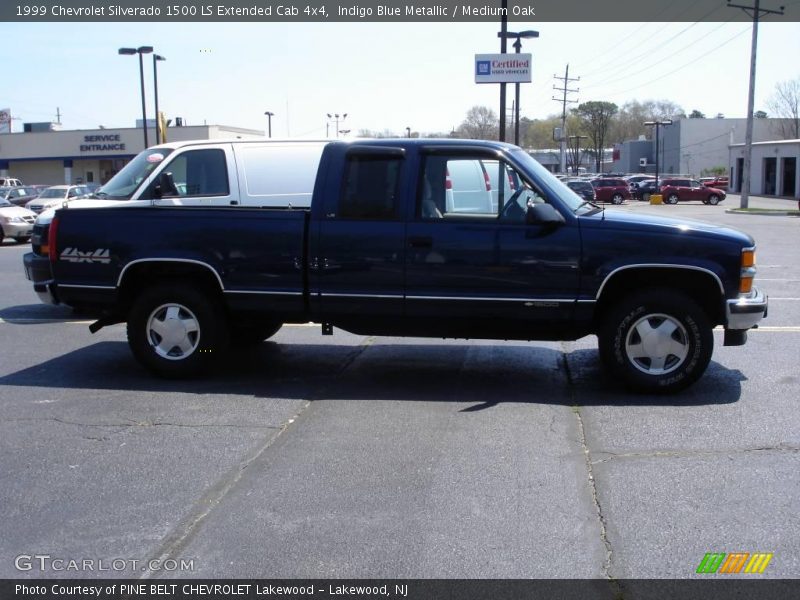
[596,268,725,326]
[118,262,223,311]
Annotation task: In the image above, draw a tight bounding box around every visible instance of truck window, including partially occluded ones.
[419,155,544,223]
[338,156,402,220]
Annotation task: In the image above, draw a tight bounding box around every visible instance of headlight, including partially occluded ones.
[0,216,25,224]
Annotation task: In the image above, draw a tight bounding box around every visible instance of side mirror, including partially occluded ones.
[154,171,179,199]
[526,203,565,226]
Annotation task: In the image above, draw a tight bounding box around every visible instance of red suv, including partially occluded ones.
[660,178,726,205]
[699,176,729,190]
[590,178,631,204]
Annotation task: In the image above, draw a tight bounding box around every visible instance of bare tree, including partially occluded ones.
[457,106,499,140]
[573,101,618,172]
[766,78,800,139]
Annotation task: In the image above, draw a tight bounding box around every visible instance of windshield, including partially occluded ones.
[99,148,174,199]
[510,149,586,213]
[39,188,68,199]
[0,198,11,207]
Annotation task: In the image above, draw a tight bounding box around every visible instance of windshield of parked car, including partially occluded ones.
[0,198,12,207]
[38,188,68,199]
[98,148,174,199]
[510,149,586,213]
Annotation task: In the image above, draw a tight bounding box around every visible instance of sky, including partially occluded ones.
[2,19,799,138]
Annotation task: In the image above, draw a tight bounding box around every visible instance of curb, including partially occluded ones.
[725,209,800,217]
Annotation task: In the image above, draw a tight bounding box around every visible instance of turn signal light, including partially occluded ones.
[739,248,756,294]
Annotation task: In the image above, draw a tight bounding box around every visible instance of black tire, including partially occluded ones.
[15,237,31,244]
[666,194,679,205]
[707,194,720,205]
[127,283,229,378]
[611,193,624,205]
[598,289,713,393]
[230,321,282,345]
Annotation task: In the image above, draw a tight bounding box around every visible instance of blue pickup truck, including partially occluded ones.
[25,139,767,392]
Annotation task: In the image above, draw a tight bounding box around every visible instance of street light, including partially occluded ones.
[644,119,673,191]
[153,54,166,144]
[264,111,274,138]
[498,30,539,146]
[326,113,347,138]
[119,46,154,148]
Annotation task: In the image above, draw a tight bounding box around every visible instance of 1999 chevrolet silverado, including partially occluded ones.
[24,139,768,392]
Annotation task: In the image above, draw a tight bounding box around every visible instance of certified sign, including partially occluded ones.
[475,54,532,84]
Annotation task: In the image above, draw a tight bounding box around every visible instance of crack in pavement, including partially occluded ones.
[139,335,376,579]
[562,347,621,594]
[591,444,800,464]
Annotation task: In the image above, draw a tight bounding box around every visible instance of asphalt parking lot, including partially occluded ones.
[0,197,798,583]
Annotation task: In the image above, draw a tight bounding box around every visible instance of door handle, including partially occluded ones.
[408,236,432,248]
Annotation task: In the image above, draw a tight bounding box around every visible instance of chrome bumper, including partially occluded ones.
[726,287,768,331]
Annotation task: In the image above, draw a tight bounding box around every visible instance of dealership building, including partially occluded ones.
[0,123,264,186]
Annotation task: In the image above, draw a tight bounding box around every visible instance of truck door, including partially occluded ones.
[310,146,407,321]
[404,150,581,338]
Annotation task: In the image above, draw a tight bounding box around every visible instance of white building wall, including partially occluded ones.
[730,140,800,199]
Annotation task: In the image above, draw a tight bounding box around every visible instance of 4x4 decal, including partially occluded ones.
[60,248,111,264]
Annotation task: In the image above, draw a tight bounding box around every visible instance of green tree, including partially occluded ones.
[689,109,706,119]
[573,101,618,172]
[456,106,499,140]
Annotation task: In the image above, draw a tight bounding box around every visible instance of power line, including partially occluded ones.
[552,64,580,173]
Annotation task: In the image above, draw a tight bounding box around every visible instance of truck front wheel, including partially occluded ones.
[598,289,713,393]
[127,284,229,377]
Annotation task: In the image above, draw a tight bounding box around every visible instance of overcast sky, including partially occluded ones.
[2,20,799,137]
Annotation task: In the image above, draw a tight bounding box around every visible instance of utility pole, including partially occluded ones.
[728,0,784,209]
[553,64,580,174]
[54,107,62,125]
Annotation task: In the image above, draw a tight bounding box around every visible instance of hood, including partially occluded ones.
[35,198,151,225]
[583,208,754,246]
[0,204,36,218]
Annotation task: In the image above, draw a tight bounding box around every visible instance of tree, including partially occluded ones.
[766,78,800,139]
[608,99,685,145]
[573,101,618,172]
[456,106,498,140]
[689,109,706,119]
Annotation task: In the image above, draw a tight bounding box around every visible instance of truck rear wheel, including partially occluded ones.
[598,289,713,393]
[127,284,229,378]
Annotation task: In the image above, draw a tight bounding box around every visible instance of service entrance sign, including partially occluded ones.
[474,54,532,84]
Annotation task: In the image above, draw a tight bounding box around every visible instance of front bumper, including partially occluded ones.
[23,251,59,305]
[726,287,768,331]
[2,221,34,239]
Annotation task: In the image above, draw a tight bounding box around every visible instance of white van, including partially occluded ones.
[444,159,494,214]
[98,139,326,208]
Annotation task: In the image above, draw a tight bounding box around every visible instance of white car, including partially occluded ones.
[0,197,36,243]
[25,185,89,214]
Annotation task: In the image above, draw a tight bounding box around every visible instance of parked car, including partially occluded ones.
[591,178,631,204]
[565,179,597,203]
[699,176,729,190]
[0,186,42,207]
[0,197,36,243]
[0,177,23,187]
[25,185,90,214]
[660,178,727,205]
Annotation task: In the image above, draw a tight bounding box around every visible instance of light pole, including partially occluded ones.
[644,120,673,191]
[406,127,411,138]
[119,46,154,148]
[264,111,274,138]
[327,113,347,138]
[153,54,166,144]
[498,30,539,146]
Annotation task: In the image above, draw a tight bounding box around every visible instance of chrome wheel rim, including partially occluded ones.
[625,313,690,375]
[146,303,200,360]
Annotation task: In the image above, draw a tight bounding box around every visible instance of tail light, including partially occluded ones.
[507,172,517,191]
[445,168,452,190]
[483,169,491,191]
[48,216,59,263]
